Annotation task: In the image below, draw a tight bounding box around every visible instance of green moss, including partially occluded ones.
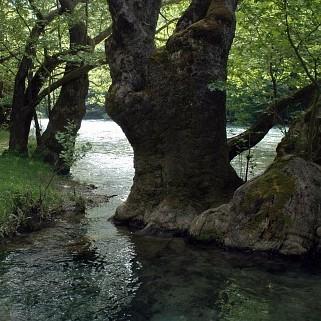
[0,129,9,152]
[150,47,169,64]
[198,228,225,243]
[240,162,296,236]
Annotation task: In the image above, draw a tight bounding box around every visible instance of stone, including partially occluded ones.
[189,157,321,256]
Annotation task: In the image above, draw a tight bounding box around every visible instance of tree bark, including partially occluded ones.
[107,0,242,233]
[36,14,112,173]
[37,19,90,173]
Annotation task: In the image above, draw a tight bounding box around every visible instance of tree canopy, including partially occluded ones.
[1,0,319,125]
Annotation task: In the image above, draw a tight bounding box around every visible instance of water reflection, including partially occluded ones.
[0,201,139,321]
[114,232,321,321]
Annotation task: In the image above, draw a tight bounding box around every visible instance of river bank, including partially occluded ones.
[0,129,110,242]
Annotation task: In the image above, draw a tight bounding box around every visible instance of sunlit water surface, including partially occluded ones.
[0,120,321,321]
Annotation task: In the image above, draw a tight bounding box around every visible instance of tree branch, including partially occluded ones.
[92,25,112,46]
[283,0,317,86]
[227,83,318,160]
[35,63,104,106]
[156,18,179,34]
[28,0,44,20]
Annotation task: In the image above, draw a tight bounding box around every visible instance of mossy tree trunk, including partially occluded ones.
[106,0,241,233]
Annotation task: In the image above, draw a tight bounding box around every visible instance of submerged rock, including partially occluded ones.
[190,157,321,256]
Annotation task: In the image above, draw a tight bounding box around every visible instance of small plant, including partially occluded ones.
[55,120,92,211]
[0,191,56,238]
[38,120,91,207]
[70,191,87,213]
[56,120,92,170]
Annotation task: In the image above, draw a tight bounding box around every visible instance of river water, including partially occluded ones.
[0,120,321,321]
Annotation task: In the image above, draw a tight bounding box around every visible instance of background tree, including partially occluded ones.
[1,0,111,157]
[227,0,321,124]
[8,0,74,153]
[36,0,93,172]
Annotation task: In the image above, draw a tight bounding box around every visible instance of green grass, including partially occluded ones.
[0,129,62,238]
[0,130,8,151]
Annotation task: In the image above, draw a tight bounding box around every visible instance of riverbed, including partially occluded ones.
[0,120,320,321]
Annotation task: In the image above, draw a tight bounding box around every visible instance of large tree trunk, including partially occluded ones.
[190,97,321,256]
[37,20,89,174]
[106,0,241,233]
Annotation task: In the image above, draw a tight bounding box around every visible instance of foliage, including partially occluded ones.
[156,0,188,46]
[2,0,320,126]
[0,0,112,124]
[55,120,92,168]
[227,0,321,123]
[87,66,111,112]
[0,143,61,237]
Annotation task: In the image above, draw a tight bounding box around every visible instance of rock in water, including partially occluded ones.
[190,157,321,256]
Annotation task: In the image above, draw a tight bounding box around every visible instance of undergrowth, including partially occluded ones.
[0,129,63,238]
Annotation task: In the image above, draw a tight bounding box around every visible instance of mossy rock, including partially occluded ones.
[239,162,295,238]
[190,157,321,256]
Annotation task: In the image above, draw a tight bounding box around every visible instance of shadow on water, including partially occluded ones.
[1,120,320,321]
[2,204,321,321]
[122,233,321,321]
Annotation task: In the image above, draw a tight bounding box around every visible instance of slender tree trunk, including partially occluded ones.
[106,0,241,233]
[9,54,61,153]
[37,20,90,174]
[9,56,34,153]
[8,7,62,153]
[0,81,6,125]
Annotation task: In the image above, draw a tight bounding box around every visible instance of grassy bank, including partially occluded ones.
[0,129,79,239]
[0,130,8,151]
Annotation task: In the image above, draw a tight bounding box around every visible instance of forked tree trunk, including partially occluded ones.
[8,1,83,154]
[106,0,241,233]
[8,6,66,154]
[37,20,89,174]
